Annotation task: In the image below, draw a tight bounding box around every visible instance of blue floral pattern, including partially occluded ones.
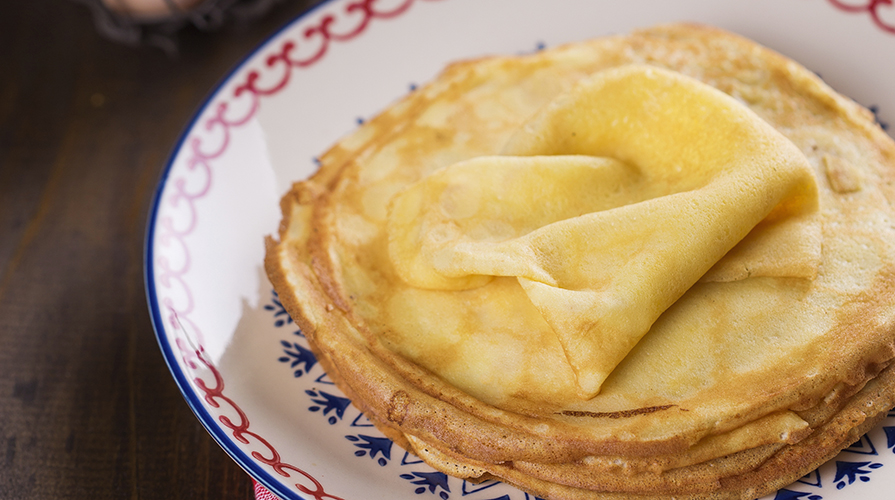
[306,389,351,424]
[264,291,295,328]
[833,461,883,489]
[347,434,394,466]
[277,337,316,377]
[400,471,451,499]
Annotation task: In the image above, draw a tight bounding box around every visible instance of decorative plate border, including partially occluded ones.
[146,1,441,499]
[144,1,895,499]
[828,0,895,34]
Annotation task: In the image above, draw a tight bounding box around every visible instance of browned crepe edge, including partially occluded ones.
[397,364,895,499]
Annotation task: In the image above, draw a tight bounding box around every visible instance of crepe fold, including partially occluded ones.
[266,23,895,500]
[387,65,821,397]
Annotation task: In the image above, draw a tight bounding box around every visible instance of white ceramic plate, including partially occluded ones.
[145,1,895,498]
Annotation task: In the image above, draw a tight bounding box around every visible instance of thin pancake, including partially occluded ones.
[266,23,895,499]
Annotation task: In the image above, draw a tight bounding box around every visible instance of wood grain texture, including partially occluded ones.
[0,1,320,498]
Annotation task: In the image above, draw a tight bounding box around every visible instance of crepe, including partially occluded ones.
[388,64,821,397]
[266,23,895,499]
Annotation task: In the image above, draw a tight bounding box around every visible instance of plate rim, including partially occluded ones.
[142,2,343,499]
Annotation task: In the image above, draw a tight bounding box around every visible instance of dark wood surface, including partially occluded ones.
[0,1,319,498]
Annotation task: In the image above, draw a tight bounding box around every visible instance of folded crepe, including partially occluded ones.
[387,65,821,397]
[266,23,895,500]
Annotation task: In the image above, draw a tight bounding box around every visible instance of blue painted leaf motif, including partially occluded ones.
[833,461,883,489]
[773,488,823,500]
[883,426,895,452]
[483,496,511,500]
[264,290,295,327]
[400,471,451,497]
[278,340,317,377]
[346,434,393,466]
[305,390,351,424]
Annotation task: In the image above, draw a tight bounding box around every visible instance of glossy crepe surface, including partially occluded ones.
[387,64,821,398]
[266,23,895,499]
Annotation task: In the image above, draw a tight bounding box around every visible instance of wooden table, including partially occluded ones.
[0,1,319,497]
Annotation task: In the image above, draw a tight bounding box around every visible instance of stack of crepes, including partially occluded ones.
[266,24,895,499]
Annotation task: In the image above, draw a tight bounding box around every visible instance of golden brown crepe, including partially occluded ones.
[388,64,822,397]
[266,23,895,499]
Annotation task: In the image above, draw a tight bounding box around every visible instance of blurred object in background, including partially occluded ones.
[72,0,286,54]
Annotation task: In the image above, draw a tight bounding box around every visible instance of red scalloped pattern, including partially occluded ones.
[154,1,442,498]
[829,0,895,34]
[179,342,345,500]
